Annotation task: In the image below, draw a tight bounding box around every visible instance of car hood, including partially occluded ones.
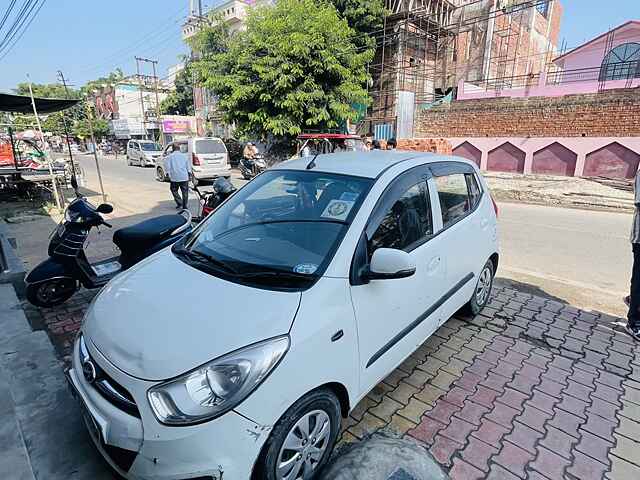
[84,250,301,381]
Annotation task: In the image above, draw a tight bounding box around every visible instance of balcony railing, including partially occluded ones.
[546,61,640,86]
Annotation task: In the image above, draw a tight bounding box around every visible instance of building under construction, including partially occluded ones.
[364,0,563,138]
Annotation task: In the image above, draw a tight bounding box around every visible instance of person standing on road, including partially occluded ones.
[626,169,640,341]
[165,144,192,210]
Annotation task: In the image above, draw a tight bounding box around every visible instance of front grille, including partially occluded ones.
[103,443,138,472]
[79,336,141,418]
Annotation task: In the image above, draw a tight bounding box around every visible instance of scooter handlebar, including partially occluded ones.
[101,219,112,228]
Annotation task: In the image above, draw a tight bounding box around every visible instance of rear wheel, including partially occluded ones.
[26,278,78,308]
[465,259,494,316]
[256,389,341,480]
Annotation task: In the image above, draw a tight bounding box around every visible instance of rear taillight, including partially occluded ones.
[192,153,201,166]
[491,195,499,218]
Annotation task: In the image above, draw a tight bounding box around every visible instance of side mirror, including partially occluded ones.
[96,203,113,214]
[367,248,416,280]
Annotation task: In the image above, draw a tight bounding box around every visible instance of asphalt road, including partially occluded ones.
[75,153,632,318]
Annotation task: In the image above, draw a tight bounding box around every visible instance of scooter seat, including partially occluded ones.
[113,215,187,253]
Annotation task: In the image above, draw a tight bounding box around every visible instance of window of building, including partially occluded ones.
[600,42,640,81]
[434,173,476,227]
[536,2,549,18]
[369,182,432,255]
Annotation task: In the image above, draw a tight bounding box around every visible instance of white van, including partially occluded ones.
[157,137,231,185]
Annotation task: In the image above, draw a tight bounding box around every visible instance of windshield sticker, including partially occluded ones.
[321,199,354,221]
[293,263,318,275]
[339,191,359,202]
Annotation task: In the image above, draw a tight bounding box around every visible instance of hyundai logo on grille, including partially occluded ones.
[82,360,97,384]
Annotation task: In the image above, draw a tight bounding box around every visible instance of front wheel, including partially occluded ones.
[156,167,167,182]
[256,389,341,480]
[465,259,494,316]
[26,278,78,308]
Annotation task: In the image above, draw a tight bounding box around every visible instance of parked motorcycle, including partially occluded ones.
[25,190,192,308]
[239,153,267,180]
[192,177,237,223]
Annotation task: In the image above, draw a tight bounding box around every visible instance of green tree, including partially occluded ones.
[160,64,195,116]
[329,0,385,51]
[191,0,372,138]
[80,69,125,97]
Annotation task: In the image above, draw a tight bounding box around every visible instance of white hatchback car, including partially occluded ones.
[157,137,231,185]
[68,151,499,480]
[127,140,163,167]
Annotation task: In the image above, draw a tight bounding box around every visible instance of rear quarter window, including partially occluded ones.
[195,139,227,154]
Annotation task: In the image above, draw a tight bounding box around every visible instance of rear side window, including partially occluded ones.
[369,182,433,255]
[195,139,227,154]
[434,173,482,227]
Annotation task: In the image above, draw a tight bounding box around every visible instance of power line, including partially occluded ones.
[0,0,37,52]
[0,0,46,61]
[0,0,18,33]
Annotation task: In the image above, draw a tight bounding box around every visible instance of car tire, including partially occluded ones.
[156,167,167,182]
[126,156,132,166]
[255,388,341,480]
[465,259,494,316]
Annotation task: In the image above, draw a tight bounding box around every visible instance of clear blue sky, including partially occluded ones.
[0,0,638,93]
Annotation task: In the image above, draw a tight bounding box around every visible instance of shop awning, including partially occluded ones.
[0,93,79,114]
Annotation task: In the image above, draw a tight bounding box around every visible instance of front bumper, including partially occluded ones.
[69,336,270,479]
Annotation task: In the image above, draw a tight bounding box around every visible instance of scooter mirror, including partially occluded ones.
[96,203,114,214]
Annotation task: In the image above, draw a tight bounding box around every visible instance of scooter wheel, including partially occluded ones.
[26,279,78,308]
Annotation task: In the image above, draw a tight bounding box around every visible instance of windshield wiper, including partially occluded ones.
[179,249,238,274]
[234,270,317,281]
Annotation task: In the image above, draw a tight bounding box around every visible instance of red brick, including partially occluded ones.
[456,401,489,426]
[429,434,462,467]
[567,450,609,480]
[455,371,484,392]
[441,417,476,444]
[426,400,459,426]
[449,458,484,480]
[409,418,445,445]
[461,437,498,472]
[472,418,510,445]
[469,385,501,408]
[494,441,534,478]
[530,446,571,479]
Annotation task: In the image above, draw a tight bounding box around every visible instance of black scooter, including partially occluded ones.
[239,154,267,180]
[25,193,192,308]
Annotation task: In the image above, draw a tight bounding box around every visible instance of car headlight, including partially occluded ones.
[148,336,289,425]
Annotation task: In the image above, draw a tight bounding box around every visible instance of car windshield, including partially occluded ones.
[195,139,227,154]
[175,170,373,289]
[141,143,162,151]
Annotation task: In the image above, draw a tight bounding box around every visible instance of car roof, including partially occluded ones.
[272,151,463,179]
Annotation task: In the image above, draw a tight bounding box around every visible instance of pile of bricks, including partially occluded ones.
[397,138,453,155]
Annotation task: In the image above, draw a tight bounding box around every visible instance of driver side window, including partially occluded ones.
[368,181,432,257]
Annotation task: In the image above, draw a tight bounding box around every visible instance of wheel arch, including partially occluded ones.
[489,252,499,273]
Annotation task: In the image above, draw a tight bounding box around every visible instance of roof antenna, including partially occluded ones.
[306,152,319,170]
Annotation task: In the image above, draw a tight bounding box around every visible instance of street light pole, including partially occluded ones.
[135,57,148,139]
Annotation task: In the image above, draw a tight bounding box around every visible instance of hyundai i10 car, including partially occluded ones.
[68,151,499,480]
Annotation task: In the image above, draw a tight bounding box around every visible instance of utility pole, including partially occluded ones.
[57,70,79,188]
[135,57,148,139]
[27,74,62,210]
[84,101,107,204]
[136,56,163,146]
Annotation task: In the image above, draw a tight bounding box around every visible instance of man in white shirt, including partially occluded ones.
[165,143,192,210]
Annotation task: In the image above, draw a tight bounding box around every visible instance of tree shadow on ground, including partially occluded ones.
[494,276,568,305]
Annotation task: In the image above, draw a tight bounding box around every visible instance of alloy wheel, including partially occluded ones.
[276,410,331,480]
[475,266,492,306]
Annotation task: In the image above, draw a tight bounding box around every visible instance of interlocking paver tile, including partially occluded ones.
[387,414,417,435]
[581,413,616,442]
[397,355,422,374]
[486,403,520,429]
[443,358,470,377]
[441,417,476,444]
[470,385,501,408]
[369,395,403,422]
[415,384,447,406]
[536,378,565,397]
[418,357,447,375]
[528,390,559,415]
[455,346,480,364]
[347,412,386,439]
[576,429,613,466]
[456,401,489,426]
[408,417,445,445]
[350,396,379,421]
[403,369,433,389]
[449,458,484,480]
[556,393,589,419]
[491,361,519,379]
[616,416,640,441]
[388,381,420,405]
[429,434,462,467]
[397,398,430,424]
[472,418,510,445]
[496,387,529,413]
[607,455,640,480]
[383,369,410,388]
[482,372,511,392]
[443,386,472,408]
[519,405,553,435]
[567,451,609,480]
[461,436,499,472]
[508,373,539,395]
[455,371,484,393]
[588,397,619,420]
[530,445,571,479]
[503,421,542,455]
[431,371,459,391]
[426,400,460,425]
[432,345,458,363]
[540,425,577,460]
[549,355,574,373]
[594,382,623,406]
[487,464,520,480]
[564,379,594,400]
[611,433,640,467]
[367,381,394,402]
[494,441,534,478]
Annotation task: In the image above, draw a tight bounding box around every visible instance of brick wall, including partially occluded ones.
[414,89,640,138]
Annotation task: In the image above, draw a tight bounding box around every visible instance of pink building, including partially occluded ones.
[458,20,640,100]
